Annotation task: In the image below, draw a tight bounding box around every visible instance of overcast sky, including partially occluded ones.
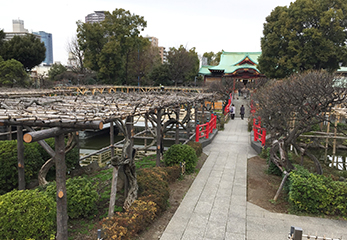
[1,0,293,65]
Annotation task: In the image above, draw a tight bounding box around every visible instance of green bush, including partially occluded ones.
[187,141,202,157]
[137,167,170,214]
[288,166,347,216]
[0,137,79,195]
[102,200,157,240]
[0,140,43,195]
[36,138,79,181]
[262,147,283,176]
[163,144,198,174]
[162,165,182,183]
[0,189,56,239]
[102,165,180,239]
[44,176,98,219]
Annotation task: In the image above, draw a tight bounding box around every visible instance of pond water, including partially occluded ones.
[311,148,347,171]
[79,127,182,154]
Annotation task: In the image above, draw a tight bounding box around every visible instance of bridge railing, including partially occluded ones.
[253,116,266,146]
[195,113,217,142]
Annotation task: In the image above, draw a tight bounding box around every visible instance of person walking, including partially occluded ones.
[240,104,245,120]
[230,104,236,120]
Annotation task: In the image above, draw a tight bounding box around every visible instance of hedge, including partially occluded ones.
[0,189,56,240]
[163,144,198,174]
[0,140,42,195]
[102,166,181,239]
[0,138,79,195]
[43,176,99,219]
[288,166,347,216]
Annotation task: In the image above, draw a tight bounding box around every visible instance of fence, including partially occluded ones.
[288,226,342,240]
[195,113,217,142]
[253,116,266,146]
[224,93,233,115]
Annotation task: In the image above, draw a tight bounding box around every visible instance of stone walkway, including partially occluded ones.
[160,115,347,239]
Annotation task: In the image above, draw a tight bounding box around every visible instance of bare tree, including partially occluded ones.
[253,71,347,174]
[66,36,86,74]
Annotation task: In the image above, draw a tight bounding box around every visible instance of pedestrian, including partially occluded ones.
[230,104,236,120]
[240,105,245,120]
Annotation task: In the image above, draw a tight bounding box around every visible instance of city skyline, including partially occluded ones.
[1,0,294,65]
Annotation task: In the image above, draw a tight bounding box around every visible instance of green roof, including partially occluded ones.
[199,52,262,75]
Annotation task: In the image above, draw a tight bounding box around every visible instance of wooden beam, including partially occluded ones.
[108,122,119,218]
[23,127,76,143]
[25,126,55,157]
[175,106,180,144]
[55,134,68,240]
[156,109,162,166]
[0,120,103,130]
[17,126,25,190]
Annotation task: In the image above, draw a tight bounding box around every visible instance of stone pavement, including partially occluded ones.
[160,115,347,240]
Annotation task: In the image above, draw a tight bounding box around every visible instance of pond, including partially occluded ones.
[311,148,347,171]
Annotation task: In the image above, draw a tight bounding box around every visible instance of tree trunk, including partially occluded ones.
[38,133,77,186]
[17,126,25,190]
[123,163,138,209]
[55,134,68,240]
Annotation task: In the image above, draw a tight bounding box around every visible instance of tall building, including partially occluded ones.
[145,36,166,63]
[158,46,166,63]
[5,19,36,41]
[12,19,28,32]
[145,36,159,47]
[85,11,105,23]
[33,31,54,65]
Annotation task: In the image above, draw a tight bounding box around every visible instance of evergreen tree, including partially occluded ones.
[258,0,347,78]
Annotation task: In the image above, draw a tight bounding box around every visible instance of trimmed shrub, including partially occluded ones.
[44,176,98,219]
[163,165,182,183]
[163,144,198,174]
[0,140,43,195]
[0,137,79,194]
[187,141,202,157]
[288,166,347,216]
[102,200,157,240]
[102,165,181,239]
[137,167,170,214]
[0,189,56,240]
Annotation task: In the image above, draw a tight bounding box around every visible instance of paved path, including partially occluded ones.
[161,115,347,239]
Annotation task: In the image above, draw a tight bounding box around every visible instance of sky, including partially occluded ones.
[1,0,294,65]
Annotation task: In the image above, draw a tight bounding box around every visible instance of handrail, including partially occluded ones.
[195,113,217,142]
[253,116,266,146]
[224,93,233,115]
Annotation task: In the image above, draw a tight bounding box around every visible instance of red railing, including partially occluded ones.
[253,116,266,146]
[195,114,217,142]
[224,93,233,115]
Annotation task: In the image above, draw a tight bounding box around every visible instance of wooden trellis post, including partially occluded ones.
[186,104,191,140]
[156,108,162,166]
[202,101,205,123]
[17,126,25,190]
[175,106,180,144]
[55,133,68,240]
[108,122,118,218]
[145,113,148,150]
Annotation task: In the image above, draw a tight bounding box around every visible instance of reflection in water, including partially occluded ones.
[79,128,178,154]
[311,148,347,171]
[327,155,347,171]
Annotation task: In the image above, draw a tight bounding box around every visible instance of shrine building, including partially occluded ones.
[199,52,265,85]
